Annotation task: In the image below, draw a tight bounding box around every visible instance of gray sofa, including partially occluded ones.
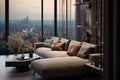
[31,37,101,79]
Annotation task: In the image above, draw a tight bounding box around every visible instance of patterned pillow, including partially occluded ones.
[44,39,53,47]
[67,44,81,56]
[51,42,65,51]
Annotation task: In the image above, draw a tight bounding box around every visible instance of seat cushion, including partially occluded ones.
[35,47,52,57]
[41,51,69,58]
[31,57,89,79]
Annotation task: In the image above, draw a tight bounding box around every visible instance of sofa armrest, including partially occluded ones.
[89,53,103,67]
[34,42,45,50]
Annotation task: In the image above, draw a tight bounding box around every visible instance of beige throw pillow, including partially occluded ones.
[77,42,96,58]
[67,44,81,56]
[51,42,65,51]
[44,39,53,47]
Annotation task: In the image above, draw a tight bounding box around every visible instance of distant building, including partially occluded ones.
[20,15,29,25]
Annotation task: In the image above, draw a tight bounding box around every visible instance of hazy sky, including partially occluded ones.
[10,0,54,20]
[0,0,54,20]
[0,0,75,21]
[0,0,5,20]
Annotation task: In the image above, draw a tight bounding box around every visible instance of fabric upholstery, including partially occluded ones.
[33,38,100,79]
[77,42,96,58]
[43,51,69,58]
[60,38,71,51]
[67,44,81,56]
[31,57,89,79]
[44,39,53,47]
[35,47,52,58]
[51,42,65,51]
[44,37,60,48]
[36,47,69,58]
[51,37,60,42]
[68,40,81,49]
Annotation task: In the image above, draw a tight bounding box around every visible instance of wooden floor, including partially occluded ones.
[0,55,40,80]
[0,55,100,80]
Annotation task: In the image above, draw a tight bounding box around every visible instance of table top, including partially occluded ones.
[5,53,40,67]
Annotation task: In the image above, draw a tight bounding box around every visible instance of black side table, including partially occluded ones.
[84,63,103,80]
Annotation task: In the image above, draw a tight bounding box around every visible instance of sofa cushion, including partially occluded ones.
[31,56,89,79]
[44,37,60,48]
[50,38,60,48]
[68,40,81,49]
[42,51,69,58]
[44,39,53,47]
[51,42,65,51]
[77,42,96,59]
[51,36,60,40]
[60,38,71,51]
[67,44,82,56]
[35,47,52,58]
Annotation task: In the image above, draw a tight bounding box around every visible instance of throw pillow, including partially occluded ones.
[67,44,81,56]
[44,39,53,47]
[60,38,71,51]
[52,39,60,45]
[77,43,96,59]
[51,42,65,51]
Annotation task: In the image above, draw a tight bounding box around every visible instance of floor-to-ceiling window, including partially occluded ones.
[67,0,76,39]
[8,0,41,53]
[43,0,54,40]
[0,0,5,55]
[9,0,41,43]
[57,0,75,39]
[57,0,66,38]
[5,0,56,53]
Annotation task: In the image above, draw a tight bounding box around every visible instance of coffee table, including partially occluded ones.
[5,53,40,67]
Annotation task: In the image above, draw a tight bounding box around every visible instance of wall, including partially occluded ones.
[75,0,102,44]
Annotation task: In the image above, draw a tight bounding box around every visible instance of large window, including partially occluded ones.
[43,0,54,40]
[57,0,66,38]
[57,0,75,39]
[9,0,41,44]
[67,0,76,39]
[0,0,5,55]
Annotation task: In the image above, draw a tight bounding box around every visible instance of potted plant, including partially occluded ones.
[6,34,24,55]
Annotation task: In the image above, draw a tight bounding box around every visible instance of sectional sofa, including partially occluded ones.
[31,37,101,79]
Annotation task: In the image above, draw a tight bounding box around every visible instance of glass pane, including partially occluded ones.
[9,0,41,53]
[57,0,62,37]
[57,0,75,39]
[67,0,76,40]
[57,0,66,38]
[43,0,54,40]
[0,0,5,55]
